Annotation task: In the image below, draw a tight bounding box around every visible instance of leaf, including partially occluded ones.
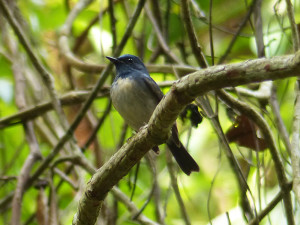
[226,114,267,151]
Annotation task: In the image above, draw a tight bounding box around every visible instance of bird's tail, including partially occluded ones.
[166,139,199,175]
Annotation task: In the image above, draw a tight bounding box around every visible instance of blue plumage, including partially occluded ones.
[107,54,199,175]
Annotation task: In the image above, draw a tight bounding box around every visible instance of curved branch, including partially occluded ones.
[73,52,300,225]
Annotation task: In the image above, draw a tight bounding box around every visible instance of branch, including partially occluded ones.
[73,52,300,225]
[145,4,182,64]
[12,122,42,225]
[20,0,149,221]
[285,0,300,51]
[248,181,293,225]
[111,187,160,225]
[2,13,42,225]
[60,0,94,36]
[226,81,272,99]
[0,90,109,129]
[176,52,300,98]
[218,0,258,64]
[166,150,191,225]
[270,84,292,154]
[0,0,70,129]
[216,90,294,225]
[291,82,300,203]
[181,0,208,68]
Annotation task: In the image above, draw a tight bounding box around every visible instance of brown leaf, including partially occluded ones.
[226,115,267,151]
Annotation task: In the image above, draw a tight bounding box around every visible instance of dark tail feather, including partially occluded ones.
[166,138,199,175]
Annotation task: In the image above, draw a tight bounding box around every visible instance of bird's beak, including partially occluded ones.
[106,56,118,64]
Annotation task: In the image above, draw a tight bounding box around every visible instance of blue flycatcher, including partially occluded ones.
[107,54,199,175]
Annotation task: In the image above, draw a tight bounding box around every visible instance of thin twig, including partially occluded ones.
[290,81,300,203]
[181,0,208,68]
[226,81,272,100]
[111,187,160,225]
[253,0,265,57]
[166,150,191,225]
[48,177,59,225]
[217,90,295,225]
[0,90,109,129]
[218,0,258,64]
[208,0,214,65]
[82,100,112,151]
[248,182,293,225]
[180,0,256,219]
[71,1,147,223]
[61,0,94,36]
[3,18,42,225]
[285,0,300,51]
[0,0,70,130]
[144,4,182,64]
[251,2,265,211]
[66,150,159,225]
[108,0,117,51]
[145,153,165,224]
[12,123,42,225]
[195,97,256,221]
[53,168,78,190]
[285,0,300,206]
[269,84,292,154]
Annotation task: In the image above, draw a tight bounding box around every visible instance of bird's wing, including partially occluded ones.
[143,75,181,146]
[142,75,164,103]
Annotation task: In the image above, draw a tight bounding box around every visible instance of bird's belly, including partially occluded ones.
[111,78,158,130]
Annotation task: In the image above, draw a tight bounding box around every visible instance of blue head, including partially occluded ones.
[106,54,149,77]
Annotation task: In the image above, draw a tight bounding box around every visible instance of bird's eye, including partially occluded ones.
[128,58,133,63]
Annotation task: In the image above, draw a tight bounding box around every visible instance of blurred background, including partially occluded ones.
[0,0,299,224]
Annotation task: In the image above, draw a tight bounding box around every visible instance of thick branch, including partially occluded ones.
[175,52,300,98]
[73,52,300,225]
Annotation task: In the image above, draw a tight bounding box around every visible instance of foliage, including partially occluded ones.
[0,0,299,225]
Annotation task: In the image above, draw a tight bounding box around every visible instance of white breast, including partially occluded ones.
[111,77,158,131]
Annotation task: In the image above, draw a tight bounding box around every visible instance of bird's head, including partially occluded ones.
[106,54,148,74]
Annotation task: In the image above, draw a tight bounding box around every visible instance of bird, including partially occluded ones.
[107,54,199,175]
